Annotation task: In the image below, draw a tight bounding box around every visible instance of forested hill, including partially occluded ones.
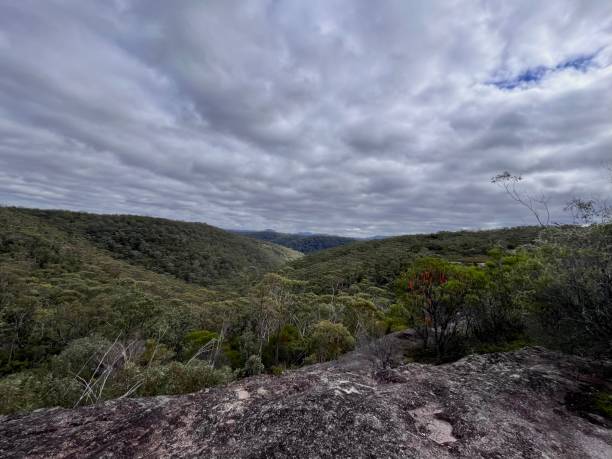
[3,205,609,419]
[232,229,357,253]
[0,207,233,372]
[283,226,543,293]
[10,208,301,287]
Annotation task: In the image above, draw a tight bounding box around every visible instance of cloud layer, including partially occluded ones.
[1,0,611,236]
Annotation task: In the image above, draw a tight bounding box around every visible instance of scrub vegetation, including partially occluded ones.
[1,205,610,414]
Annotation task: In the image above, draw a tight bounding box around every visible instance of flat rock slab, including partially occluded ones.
[1,347,611,458]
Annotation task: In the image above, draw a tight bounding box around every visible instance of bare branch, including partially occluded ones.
[491,171,551,226]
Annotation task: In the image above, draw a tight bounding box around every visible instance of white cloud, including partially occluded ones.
[0,0,611,236]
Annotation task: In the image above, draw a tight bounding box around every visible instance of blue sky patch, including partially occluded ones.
[490,52,599,90]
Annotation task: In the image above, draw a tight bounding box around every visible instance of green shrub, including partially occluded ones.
[396,257,483,360]
[139,339,175,366]
[270,365,285,376]
[262,324,306,368]
[308,321,355,363]
[243,355,264,376]
[0,371,81,414]
[181,330,219,361]
[51,335,113,379]
[0,372,45,414]
[39,374,82,408]
[532,225,612,357]
[137,362,233,396]
[383,303,410,333]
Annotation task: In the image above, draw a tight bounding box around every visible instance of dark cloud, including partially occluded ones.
[1,0,611,236]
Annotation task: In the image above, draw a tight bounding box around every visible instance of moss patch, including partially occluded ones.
[593,391,612,419]
[565,388,612,427]
[470,337,533,355]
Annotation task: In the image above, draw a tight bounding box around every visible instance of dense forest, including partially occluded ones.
[284,226,543,293]
[1,206,611,416]
[232,229,357,254]
[15,209,301,288]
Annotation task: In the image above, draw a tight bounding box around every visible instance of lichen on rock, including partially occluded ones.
[1,347,611,458]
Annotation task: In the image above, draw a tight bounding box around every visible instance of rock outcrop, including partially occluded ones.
[1,346,611,458]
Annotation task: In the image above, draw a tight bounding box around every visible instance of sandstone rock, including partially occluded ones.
[1,347,611,458]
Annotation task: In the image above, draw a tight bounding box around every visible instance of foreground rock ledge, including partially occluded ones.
[1,347,611,458]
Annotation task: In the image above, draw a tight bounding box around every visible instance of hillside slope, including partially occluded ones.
[0,207,238,377]
[233,229,357,253]
[12,208,301,287]
[2,347,610,458]
[0,207,221,302]
[284,226,543,292]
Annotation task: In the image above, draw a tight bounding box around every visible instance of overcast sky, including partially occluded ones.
[1,1,611,236]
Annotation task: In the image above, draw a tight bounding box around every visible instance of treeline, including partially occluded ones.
[234,229,357,254]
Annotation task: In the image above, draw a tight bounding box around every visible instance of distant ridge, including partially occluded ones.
[231,229,357,253]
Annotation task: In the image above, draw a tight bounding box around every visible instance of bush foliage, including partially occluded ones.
[1,205,610,413]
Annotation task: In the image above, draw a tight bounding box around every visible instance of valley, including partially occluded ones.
[1,206,611,457]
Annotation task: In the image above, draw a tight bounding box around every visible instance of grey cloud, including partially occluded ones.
[1,0,612,237]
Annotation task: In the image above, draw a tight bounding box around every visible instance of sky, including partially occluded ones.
[1,1,611,237]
